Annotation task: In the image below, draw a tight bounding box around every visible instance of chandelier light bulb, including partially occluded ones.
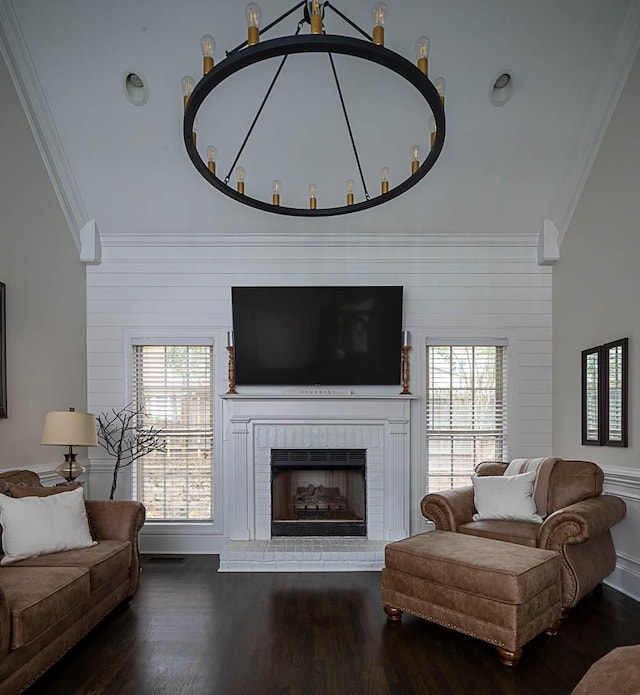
[411,144,420,174]
[246,3,262,45]
[182,75,195,110]
[372,3,387,26]
[246,3,261,26]
[201,35,216,75]
[206,145,217,175]
[272,179,281,205]
[182,76,195,96]
[434,76,446,107]
[346,178,354,205]
[309,182,317,209]
[415,36,430,76]
[381,166,389,194]
[429,115,436,147]
[236,166,246,194]
[372,3,387,45]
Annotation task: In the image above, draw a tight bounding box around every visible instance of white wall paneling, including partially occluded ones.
[87,232,553,552]
[603,466,640,602]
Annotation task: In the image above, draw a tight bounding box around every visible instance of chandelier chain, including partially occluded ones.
[326,49,370,200]
[224,21,305,185]
[325,3,372,42]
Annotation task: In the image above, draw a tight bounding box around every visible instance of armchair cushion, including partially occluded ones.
[458,519,540,547]
[472,471,542,522]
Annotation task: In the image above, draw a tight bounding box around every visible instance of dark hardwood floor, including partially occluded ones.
[25,556,640,695]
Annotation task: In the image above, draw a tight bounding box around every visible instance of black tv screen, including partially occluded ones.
[232,286,403,386]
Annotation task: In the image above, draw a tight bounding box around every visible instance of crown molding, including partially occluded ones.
[99,232,540,250]
[553,0,640,245]
[0,0,88,251]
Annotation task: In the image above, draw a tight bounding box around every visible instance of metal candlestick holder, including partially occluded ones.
[400,345,412,395]
[226,345,237,394]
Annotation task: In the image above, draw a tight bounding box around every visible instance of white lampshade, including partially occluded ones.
[41,410,98,447]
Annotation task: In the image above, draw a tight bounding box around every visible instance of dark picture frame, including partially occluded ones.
[581,338,628,447]
[581,345,603,445]
[0,282,6,419]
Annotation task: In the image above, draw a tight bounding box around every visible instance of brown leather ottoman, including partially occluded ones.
[382,530,562,666]
[571,645,640,694]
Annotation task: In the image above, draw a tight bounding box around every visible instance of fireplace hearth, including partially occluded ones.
[271,449,366,537]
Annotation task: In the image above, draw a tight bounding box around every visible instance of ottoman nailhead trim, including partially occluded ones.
[385,601,508,649]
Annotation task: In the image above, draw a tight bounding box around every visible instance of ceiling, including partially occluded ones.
[1,0,639,244]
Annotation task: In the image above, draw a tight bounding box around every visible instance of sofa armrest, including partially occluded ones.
[85,500,146,598]
[85,500,146,542]
[420,486,475,532]
[538,495,626,551]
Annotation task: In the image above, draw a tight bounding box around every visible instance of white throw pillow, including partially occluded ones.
[471,471,542,522]
[0,486,96,565]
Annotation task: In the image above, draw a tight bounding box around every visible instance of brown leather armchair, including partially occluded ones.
[421,459,626,610]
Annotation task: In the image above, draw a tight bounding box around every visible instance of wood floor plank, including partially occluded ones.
[23,556,640,695]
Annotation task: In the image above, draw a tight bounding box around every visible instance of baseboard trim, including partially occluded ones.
[605,552,640,603]
[140,533,228,555]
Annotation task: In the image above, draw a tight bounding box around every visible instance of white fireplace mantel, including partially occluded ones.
[221,394,415,543]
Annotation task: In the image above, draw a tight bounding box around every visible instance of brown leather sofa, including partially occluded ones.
[0,469,145,695]
[421,459,626,610]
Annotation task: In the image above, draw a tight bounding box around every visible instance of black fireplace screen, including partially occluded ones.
[271,449,366,537]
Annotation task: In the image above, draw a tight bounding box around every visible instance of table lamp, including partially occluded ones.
[41,407,98,482]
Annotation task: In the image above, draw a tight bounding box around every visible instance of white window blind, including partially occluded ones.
[133,344,214,521]
[426,343,507,493]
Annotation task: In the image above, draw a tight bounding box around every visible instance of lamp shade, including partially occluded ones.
[41,411,98,447]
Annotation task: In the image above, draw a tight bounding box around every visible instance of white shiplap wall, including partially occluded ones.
[86,232,552,552]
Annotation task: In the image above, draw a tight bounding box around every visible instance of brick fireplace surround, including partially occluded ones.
[219,394,413,571]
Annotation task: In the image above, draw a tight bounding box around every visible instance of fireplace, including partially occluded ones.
[221,393,412,546]
[271,449,366,537]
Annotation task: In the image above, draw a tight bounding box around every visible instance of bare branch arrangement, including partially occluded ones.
[97,402,165,500]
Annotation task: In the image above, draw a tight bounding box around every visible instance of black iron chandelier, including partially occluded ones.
[182,1,446,216]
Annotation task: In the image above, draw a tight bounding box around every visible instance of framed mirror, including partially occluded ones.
[603,338,628,447]
[581,345,603,445]
[581,338,628,447]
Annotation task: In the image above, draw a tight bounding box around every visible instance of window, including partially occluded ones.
[426,342,507,493]
[133,344,214,521]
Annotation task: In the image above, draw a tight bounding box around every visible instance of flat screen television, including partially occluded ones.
[231,286,403,386]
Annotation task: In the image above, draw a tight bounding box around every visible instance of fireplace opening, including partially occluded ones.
[271,449,366,537]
